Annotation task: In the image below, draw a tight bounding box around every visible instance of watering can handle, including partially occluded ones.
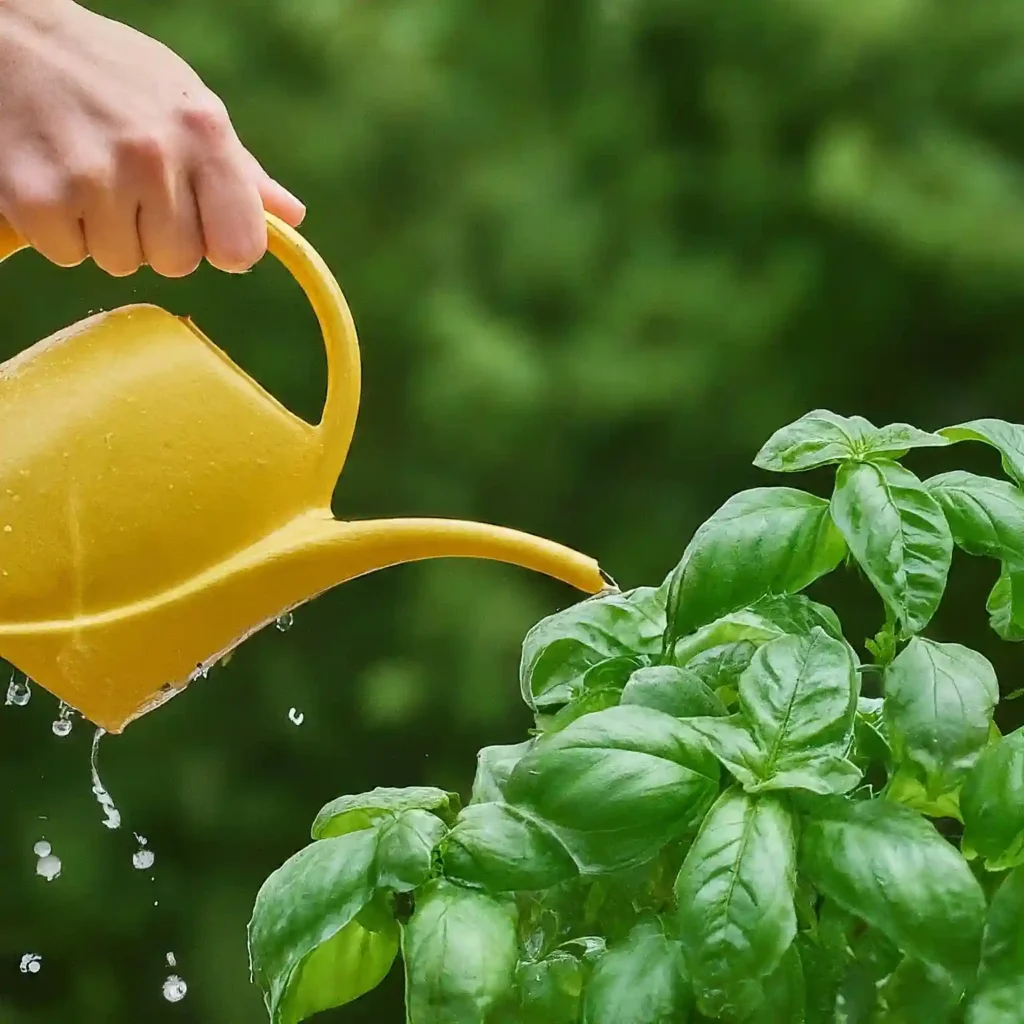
[0,212,361,483]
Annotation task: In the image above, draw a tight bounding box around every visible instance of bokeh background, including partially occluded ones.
[4,0,1024,1020]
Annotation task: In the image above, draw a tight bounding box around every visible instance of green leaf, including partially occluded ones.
[666,487,847,644]
[961,727,1024,871]
[311,787,459,840]
[402,881,518,1024]
[535,686,622,734]
[581,919,691,1024]
[374,809,448,893]
[520,587,666,709]
[619,665,727,718]
[926,471,1024,563]
[830,460,952,635]
[876,958,961,1023]
[684,639,759,693]
[883,639,998,807]
[689,630,861,796]
[755,410,946,473]
[986,564,1024,642]
[505,705,719,872]
[748,592,846,641]
[279,917,399,1024]
[248,829,379,1021]
[885,769,963,820]
[738,629,859,794]
[516,951,584,1023]
[441,802,578,892]
[800,799,985,981]
[470,741,534,805]
[965,866,1024,1023]
[940,419,1024,486]
[675,789,797,1016]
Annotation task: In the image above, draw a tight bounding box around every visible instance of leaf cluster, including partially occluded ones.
[248,412,1024,1023]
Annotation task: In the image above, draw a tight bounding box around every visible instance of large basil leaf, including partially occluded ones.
[961,728,1024,871]
[831,460,952,635]
[940,419,1024,486]
[755,410,946,473]
[926,471,1024,562]
[675,789,797,1017]
[279,917,399,1024]
[402,881,518,1024]
[248,829,380,1022]
[883,639,998,810]
[374,809,448,893]
[800,799,985,981]
[666,487,846,643]
[619,665,727,718]
[729,943,806,1024]
[520,587,665,709]
[505,705,719,872]
[582,919,690,1024]
[441,803,578,892]
[312,787,459,840]
[470,741,534,805]
[690,630,861,796]
[986,564,1024,642]
[965,866,1024,1023]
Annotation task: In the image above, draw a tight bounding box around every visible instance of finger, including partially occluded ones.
[245,149,305,227]
[0,163,87,267]
[137,170,203,279]
[192,151,267,273]
[72,156,143,277]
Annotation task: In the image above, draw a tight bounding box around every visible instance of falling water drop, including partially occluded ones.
[36,854,62,882]
[5,672,30,707]
[132,835,153,868]
[19,954,41,974]
[162,975,188,1003]
[51,702,73,738]
[90,728,121,830]
[275,611,294,632]
[166,952,177,967]
[33,840,50,858]
[287,707,304,726]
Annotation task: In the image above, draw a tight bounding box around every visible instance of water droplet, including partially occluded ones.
[5,673,30,706]
[33,840,51,858]
[133,848,155,870]
[90,728,121,830]
[19,954,41,974]
[36,854,61,882]
[276,611,294,632]
[166,952,177,967]
[288,707,304,726]
[4,524,12,533]
[52,701,73,737]
[162,975,187,1003]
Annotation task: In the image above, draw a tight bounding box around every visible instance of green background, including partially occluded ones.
[3,0,1024,1020]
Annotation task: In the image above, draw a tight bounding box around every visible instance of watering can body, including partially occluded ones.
[0,216,605,732]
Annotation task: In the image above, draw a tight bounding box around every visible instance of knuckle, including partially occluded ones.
[115,131,168,168]
[66,159,113,198]
[179,98,231,139]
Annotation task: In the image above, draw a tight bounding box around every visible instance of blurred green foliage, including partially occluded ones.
[5,0,1024,1020]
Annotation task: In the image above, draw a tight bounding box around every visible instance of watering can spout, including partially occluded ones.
[0,213,607,733]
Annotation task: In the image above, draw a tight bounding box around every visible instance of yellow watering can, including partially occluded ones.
[0,213,606,734]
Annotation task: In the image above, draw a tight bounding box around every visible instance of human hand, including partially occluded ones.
[0,0,305,277]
